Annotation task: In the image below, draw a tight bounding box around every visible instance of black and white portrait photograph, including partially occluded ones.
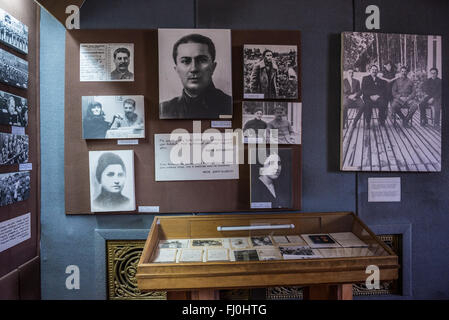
[341,32,442,172]
[158,239,189,249]
[80,43,134,82]
[243,44,298,99]
[89,150,135,213]
[250,236,273,247]
[0,171,30,207]
[0,48,28,89]
[82,95,145,139]
[0,90,28,127]
[250,148,292,209]
[0,132,29,165]
[158,28,233,119]
[0,8,28,54]
[233,249,259,262]
[242,101,301,144]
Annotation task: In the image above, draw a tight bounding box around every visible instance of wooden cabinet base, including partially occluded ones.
[167,289,220,300]
[304,284,353,300]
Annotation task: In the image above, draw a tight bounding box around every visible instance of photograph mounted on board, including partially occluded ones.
[341,32,442,172]
[250,148,292,209]
[0,132,28,165]
[80,43,134,81]
[82,95,145,139]
[0,171,30,207]
[0,8,28,54]
[243,44,298,99]
[0,90,28,127]
[242,101,301,144]
[0,48,28,88]
[89,150,135,213]
[158,28,233,119]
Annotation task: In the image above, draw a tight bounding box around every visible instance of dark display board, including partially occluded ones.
[0,0,40,299]
[64,29,302,214]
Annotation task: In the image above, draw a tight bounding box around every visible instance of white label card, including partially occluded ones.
[117,139,139,145]
[19,163,32,171]
[211,121,232,128]
[368,177,401,202]
[138,206,160,213]
[0,213,31,253]
[11,126,25,135]
[251,202,272,209]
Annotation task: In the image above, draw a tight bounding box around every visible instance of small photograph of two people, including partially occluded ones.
[242,101,301,144]
[89,150,135,213]
[82,95,145,139]
[250,148,292,209]
[0,132,28,165]
[0,90,28,127]
[243,44,298,99]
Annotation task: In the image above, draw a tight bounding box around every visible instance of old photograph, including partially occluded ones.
[242,101,301,144]
[250,236,273,247]
[279,246,322,260]
[233,249,259,261]
[302,234,341,248]
[82,95,145,139]
[0,8,28,54]
[0,171,30,207]
[80,43,134,81]
[341,32,442,172]
[0,132,29,165]
[257,248,282,260]
[191,239,223,247]
[158,28,233,119]
[243,44,298,99]
[0,90,28,127]
[89,150,135,213]
[158,239,189,249]
[0,48,28,88]
[229,237,250,249]
[250,148,292,209]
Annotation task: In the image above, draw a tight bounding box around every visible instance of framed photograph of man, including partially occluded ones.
[0,90,28,127]
[89,150,135,213]
[242,101,301,144]
[82,95,145,139]
[0,8,28,54]
[158,28,233,119]
[250,148,292,209]
[0,48,28,88]
[243,44,298,99]
[0,171,30,207]
[80,43,134,81]
[341,32,442,172]
[0,132,29,165]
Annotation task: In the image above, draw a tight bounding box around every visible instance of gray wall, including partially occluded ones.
[40,0,449,299]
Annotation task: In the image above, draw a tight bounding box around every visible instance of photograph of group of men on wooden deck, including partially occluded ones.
[341,32,441,172]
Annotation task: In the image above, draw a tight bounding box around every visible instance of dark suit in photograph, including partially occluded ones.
[358,75,387,127]
[342,77,363,128]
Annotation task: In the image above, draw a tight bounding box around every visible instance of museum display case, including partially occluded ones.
[137,212,399,294]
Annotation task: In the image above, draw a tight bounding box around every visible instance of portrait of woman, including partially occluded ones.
[89,150,135,212]
[82,101,122,139]
[250,149,292,209]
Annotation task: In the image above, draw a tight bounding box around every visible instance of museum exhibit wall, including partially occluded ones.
[39,0,449,299]
[0,0,40,299]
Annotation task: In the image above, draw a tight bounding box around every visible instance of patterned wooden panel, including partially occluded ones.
[106,240,166,300]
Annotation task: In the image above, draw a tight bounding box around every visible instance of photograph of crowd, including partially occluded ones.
[0,48,28,89]
[242,101,301,144]
[341,32,442,172]
[0,90,28,127]
[0,8,28,54]
[243,44,298,99]
[0,171,30,207]
[0,132,28,165]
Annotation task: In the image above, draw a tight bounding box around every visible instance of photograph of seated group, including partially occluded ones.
[64,29,301,214]
[341,31,442,172]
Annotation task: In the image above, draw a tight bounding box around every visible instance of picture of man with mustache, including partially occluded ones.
[110,47,134,80]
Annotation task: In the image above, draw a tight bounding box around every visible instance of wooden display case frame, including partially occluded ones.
[137,212,399,298]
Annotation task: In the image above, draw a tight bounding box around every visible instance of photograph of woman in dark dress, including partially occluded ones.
[82,102,113,139]
[250,149,292,209]
[90,151,135,212]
